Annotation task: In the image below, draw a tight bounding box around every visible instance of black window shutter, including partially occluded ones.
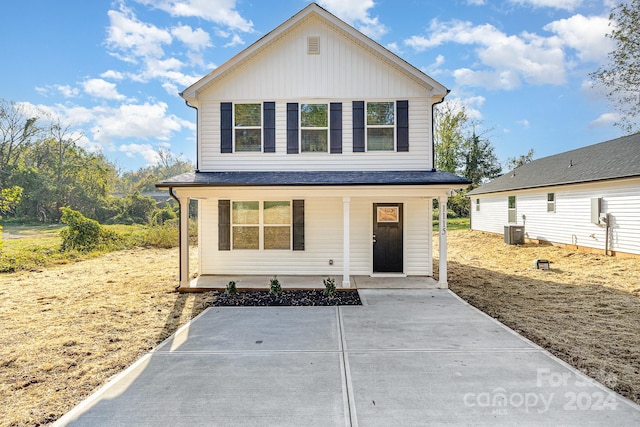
[263,102,276,153]
[330,102,342,154]
[220,102,233,153]
[218,200,231,251]
[287,103,299,154]
[352,101,365,152]
[397,100,409,152]
[292,200,305,251]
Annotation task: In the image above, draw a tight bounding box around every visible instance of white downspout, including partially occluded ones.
[438,195,448,288]
[342,197,351,288]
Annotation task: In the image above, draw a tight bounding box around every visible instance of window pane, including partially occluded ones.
[233,226,259,249]
[232,201,259,224]
[235,104,261,127]
[264,201,291,224]
[301,129,328,152]
[547,193,555,202]
[235,129,261,151]
[508,196,516,209]
[301,104,327,127]
[367,128,394,151]
[367,102,394,125]
[264,226,290,249]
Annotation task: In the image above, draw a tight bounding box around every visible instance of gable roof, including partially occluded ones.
[180,2,448,102]
[468,133,640,196]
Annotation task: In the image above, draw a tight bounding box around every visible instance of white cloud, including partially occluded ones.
[171,24,212,51]
[517,119,530,129]
[589,112,620,128]
[106,6,172,61]
[56,85,80,98]
[82,78,126,100]
[119,143,161,164]
[467,0,485,4]
[134,0,254,33]
[100,70,125,80]
[509,0,583,11]
[544,14,613,63]
[318,0,388,40]
[405,20,567,89]
[223,33,245,48]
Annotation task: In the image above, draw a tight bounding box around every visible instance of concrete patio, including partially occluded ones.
[55,289,640,426]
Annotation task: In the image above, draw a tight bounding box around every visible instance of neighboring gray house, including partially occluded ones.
[467,133,640,256]
[157,3,469,289]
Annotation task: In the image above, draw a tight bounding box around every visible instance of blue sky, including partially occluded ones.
[0,0,625,172]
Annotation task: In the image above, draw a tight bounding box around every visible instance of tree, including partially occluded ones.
[434,102,468,173]
[0,100,42,182]
[506,149,535,170]
[462,133,502,187]
[591,0,640,133]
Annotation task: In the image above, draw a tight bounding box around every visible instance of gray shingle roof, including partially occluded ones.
[467,133,640,196]
[157,170,470,188]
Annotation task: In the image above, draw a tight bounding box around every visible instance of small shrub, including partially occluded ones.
[226,281,238,296]
[59,207,122,252]
[323,277,336,297]
[143,221,179,248]
[269,276,282,295]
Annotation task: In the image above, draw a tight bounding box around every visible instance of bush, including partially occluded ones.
[143,221,179,248]
[60,207,122,252]
[226,281,238,296]
[151,204,177,225]
[323,277,336,297]
[269,276,282,295]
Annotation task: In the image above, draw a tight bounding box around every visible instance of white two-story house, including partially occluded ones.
[157,3,469,289]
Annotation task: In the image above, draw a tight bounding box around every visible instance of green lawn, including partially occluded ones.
[433,217,470,231]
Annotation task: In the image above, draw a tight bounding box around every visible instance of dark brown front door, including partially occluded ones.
[373,203,403,273]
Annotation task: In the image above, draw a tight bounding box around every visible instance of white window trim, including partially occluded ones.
[547,193,556,213]
[231,200,292,250]
[365,100,396,152]
[233,103,263,153]
[299,102,329,153]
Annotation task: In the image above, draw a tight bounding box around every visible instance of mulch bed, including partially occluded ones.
[211,289,362,306]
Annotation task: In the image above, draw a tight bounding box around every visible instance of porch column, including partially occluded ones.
[342,197,351,288]
[438,195,448,288]
[179,196,190,288]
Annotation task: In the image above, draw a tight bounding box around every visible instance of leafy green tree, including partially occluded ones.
[0,100,42,178]
[591,0,640,132]
[434,102,468,173]
[462,133,502,187]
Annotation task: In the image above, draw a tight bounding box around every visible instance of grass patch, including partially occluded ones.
[433,217,470,230]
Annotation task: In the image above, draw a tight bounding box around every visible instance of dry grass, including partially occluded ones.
[440,229,640,404]
[1,229,639,425]
[0,248,214,426]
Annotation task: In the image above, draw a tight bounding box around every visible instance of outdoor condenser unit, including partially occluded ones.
[504,225,525,245]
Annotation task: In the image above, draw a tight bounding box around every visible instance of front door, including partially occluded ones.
[373,203,403,273]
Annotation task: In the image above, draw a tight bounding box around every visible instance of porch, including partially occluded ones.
[180,274,439,292]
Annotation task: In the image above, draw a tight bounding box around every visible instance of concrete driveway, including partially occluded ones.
[55,289,640,426]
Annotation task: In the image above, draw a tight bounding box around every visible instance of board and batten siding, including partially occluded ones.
[198,98,433,171]
[198,195,433,276]
[470,178,640,255]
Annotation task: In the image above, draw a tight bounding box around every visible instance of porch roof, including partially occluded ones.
[157,170,470,188]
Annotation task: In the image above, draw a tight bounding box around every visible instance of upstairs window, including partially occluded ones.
[475,198,480,211]
[234,103,261,152]
[367,101,395,151]
[300,104,328,152]
[547,193,556,212]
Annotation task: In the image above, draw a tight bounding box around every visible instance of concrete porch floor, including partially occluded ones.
[185,274,439,291]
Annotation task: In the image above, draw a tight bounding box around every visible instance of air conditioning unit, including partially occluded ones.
[504,225,525,245]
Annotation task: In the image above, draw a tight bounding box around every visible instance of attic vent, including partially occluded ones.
[307,36,320,54]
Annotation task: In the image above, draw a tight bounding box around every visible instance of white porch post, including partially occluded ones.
[438,195,448,288]
[179,196,190,288]
[342,197,351,288]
